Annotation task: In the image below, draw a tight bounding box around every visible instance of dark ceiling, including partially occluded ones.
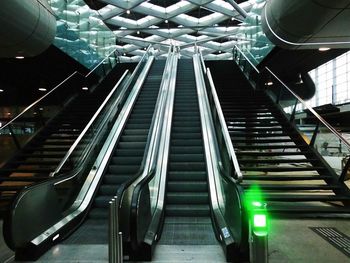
[0,45,88,106]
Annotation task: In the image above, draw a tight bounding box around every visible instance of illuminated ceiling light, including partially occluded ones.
[165,19,168,24]
[231,17,235,21]
[82,87,89,91]
[39,107,43,111]
[123,53,126,56]
[7,112,11,115]
[38,88,47,92]
[33,112,37,115]
[15,56,25,59]
[126,9,130,15]
[0,89,4,92]
[318,47,330,51]
[137,30,140,34]
[218,50,222,53]
[265,81,273,86]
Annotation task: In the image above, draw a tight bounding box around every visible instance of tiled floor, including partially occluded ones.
[2,218,350,262]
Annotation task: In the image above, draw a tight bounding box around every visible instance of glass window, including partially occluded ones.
[308,50,350,108]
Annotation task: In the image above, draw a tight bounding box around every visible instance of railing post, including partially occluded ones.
[310,121,320,146]
[276,85,282,104]
[289,98,298,122]
[8,125,21,149]
[109,199,116,263]
[339,156,350,183]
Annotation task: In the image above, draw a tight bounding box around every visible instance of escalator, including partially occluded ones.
[56,60,166,245]
[160,59,217,245]
[210,61,350,215]
[0,66,130,215]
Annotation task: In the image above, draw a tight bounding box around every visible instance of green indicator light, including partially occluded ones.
[253,214,266,228]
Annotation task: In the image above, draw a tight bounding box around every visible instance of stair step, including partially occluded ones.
[243,175,332,181]
[169,162,206,171]
[236,151,310,156]
[241,166,325,172]
[242,184,341,191]
[246,194,350,202]
[239,159,317,164]
[0,176,49,182]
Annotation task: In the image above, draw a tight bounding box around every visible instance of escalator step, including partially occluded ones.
[165,204,210,217]
[171,139,203,146]
[108,165,139,174]
[123,129,149,135]
[111,156,143,165]
[172,132,202,139]
[168,171,207,181]
[171,146,204,154]
[117,142,147,149]
[166,192,209,204]
[169,162,206,171]
[167,181,208,192]
[94,196,114,208]
[99,185,119,195]
[89,208,108,219]
[170,154,204,162]
[103,175,130,184]
[113,149,144,157]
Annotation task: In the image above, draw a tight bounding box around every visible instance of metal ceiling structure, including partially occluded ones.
[95,0,255,61]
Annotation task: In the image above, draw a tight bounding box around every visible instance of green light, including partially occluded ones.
[253,214,267,228]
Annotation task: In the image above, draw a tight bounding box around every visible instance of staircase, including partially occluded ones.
[210,61,350,215]
[0,67,129,215]
[161,59,216,245]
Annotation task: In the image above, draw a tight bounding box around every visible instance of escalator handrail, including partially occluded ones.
[3,48,153,250]
[206,68,243,183]
[52,70,130,175]
[111,47,174,241]
[197,51,243,183]
[193,53,248,251]
[128,49,177,248]
[52,45,154,176]
[3,69,130,249]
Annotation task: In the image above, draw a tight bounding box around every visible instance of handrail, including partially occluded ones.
[206,68,243,182]
[4,50,155,252]
[128,48,177,249]
[0,71,80,131]
[234,44,350,149]
[265,67,350,149]
[197,49,242,182]
[52,70,129,176]
[194,53,248,257]
[234,45,260,74]
[85,48,119,77]
[52,45,153,176]
[116,47,174,245]
[0,45,122,132]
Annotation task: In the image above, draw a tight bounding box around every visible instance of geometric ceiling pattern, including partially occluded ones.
[93,0,254,61]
